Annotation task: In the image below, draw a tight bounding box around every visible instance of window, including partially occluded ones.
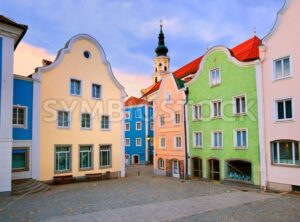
[193,132,203,148]
[212,131,223,148]
[125,111,130,119]
[165,92,172,103]
[159,137,166,149]
[174,136,182,149]
[192,105,202,120]
[233,96,246,115]
[272,141,300,166]
[135,109,141,118]
[158,158,164,169]
[274,57,290,79]
[174,112,181,125]
[92,84,101,99]
[150,122,153,131]
[276,98,293,120]
[12,148,29,171]
[70,79,81,96]
[136,138,142,146]
[81,113,91,129]
[125,138,130,146]
[235,129,247,148]
[55,146,71,172]
[136,122,142,130]
[101,115,110,130]
[99,145,111,168]
[159,115,165,127]
[57,111,70,128]
[125,123,130,131]
[210,68,221,86]
[13,106,26,127]
[150,138,154,147]
[83,50,91,59]
[79,145,92,170]
[211,101,222,118]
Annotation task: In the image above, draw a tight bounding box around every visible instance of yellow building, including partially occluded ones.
[32,34,127,182]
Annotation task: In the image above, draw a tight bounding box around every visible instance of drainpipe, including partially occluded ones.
[183,87,189,179]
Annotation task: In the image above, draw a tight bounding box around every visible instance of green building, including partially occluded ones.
[187,37,262,186]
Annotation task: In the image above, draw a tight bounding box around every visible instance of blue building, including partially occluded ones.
[124,97,153,165]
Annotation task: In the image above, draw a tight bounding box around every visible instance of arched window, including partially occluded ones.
[158,158,164,169]
[164,66,167,71]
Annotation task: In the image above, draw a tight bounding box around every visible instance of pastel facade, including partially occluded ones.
[153,73,187,179]
[187,38,262,186]
[0,16,27,196]
[124,97,153,165]
[259,0,300,191]
[32,34,127,181]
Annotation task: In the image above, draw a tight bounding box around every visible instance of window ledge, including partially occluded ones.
[54,170,72,174]
[210,83,221,88]
[57,126,70,129]
[81,128,92,131]
[272,76,292,83]
[79,167,94,172]
[99,166,112,169]
[271,163,300,168]
[211,147,223,150]
[233,113,247,117]
[101,129,111,131]
[92,97,102,100]
[70,94,82,97]
[275,119,294,123]
[235,147,248,150]
[211,117,222,120]
[13,125,27,129]
[193,147,203,149]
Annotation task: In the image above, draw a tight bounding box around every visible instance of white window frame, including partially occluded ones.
[70,78,82,96]
[125,138,130,147]
[274,97,294,122]
[99,145,111,168]
[174,112,181,125]
[81,113,92,130]
[136,121,142,131]
[158,158,164,169]
[192,104,202,121]
[159,115,165,127]
[12,105,28,128]
[211,100,222,119]
[57,110,71,129]
[101,115,110,131]
[234,129,248,149]
[193,131,203,148]
[125,122,130,131]
[55,145,71,173]
[271,141,300,166]
[91,83,102,99]
[211,131,223,149]
[210,68,221,86]
[174,136,182,149]
[125,111,130,119]
[273,56,292,81]
[232,95,247,115]
[159,136,166,149]
[136,138,142,147]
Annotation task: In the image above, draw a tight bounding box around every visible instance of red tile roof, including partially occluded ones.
[125,96,149,107]
[141,36,261,98]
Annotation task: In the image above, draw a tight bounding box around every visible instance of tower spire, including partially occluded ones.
[155,20,168,56]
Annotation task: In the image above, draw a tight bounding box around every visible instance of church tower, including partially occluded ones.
[152,23,170,83]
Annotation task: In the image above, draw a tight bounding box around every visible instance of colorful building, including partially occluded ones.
[186,37,262,186]
[124,96,153,165]
[259,0,300,191]
[31,34,127,182]
[0,16,27,196]
[153,73,187,179]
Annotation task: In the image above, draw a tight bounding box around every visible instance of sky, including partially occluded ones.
[1,0,284,97]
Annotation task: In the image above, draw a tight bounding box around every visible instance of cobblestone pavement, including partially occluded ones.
[0,165,299,222]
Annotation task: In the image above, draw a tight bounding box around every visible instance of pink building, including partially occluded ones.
[259,0,300,191]
[153,73,187,179]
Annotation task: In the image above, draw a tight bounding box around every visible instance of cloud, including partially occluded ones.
[14,42,55,76]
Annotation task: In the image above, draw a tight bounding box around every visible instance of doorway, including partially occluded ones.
[172,160,180,178]
[132,155,139,164]
[208,159,220,181]
[192,157,202,178]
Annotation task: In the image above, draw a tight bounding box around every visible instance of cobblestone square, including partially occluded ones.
[0,166,299,222]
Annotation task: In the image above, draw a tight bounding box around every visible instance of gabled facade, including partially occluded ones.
[186,38,262,186]
[259,0,300,191]
[32,34,127,181]
[0,15,27,196]
[153,73,187,179]
[124,97,153,165]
